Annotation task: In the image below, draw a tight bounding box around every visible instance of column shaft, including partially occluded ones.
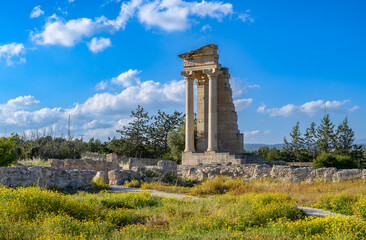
[184,77,195,152]
[207,74,218,152]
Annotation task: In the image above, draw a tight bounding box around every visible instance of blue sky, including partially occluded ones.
[0,0,365,144]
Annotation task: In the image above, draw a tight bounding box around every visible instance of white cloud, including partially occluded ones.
[0,43,26,65]
[31,0,234,47]
[77,78,185,115]
[234,98,252,111]
[138,0,233,31]
[257,100,359,117]
[6,96,40,109]
[200,24,212,32]
[111,69,141,87]
[108,0,143,30]
[30,5,45,18]
[31,14,112,47]
[0,71,186,140]
[88,37,111,53]
[95,81,108,90]
[238,10,254,23]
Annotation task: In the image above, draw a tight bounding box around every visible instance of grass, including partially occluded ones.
[1,180,366,239]
[1,185,366,239]
[141,177,366,206]
[17,158,50,167]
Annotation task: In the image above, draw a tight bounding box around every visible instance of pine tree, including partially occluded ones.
[149,110,184,158]
[116,105,150,158]
[335,117,355,155]
[304,122,317,158]
[316,114,335,153]
[283,122,304,162]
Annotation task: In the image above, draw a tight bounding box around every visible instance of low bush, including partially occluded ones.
[92,177,111,191]
[124,179,141,188]
[313,153,358,169]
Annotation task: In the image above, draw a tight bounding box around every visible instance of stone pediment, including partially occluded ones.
[178,44,220,69]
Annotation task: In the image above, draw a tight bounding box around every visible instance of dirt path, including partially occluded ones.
[111,186,347,218]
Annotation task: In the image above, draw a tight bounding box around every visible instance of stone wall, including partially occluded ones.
[81,153,107,161]
[128,158,159,169]
[179,164,366,182]
[108,160,177,185]
[48,158,120,172]
[182,152,279,166]
[0,166,96,189]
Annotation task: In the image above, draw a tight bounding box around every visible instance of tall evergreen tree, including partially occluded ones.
[304,122,317,158]
[335,117,354,155]
[283,122,304,162]
[316,114,336,153]
[116,105,150,158]
[149,110,184,158]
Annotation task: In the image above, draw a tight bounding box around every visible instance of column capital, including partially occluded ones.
[181,71,195,80]
[203,68,222,78]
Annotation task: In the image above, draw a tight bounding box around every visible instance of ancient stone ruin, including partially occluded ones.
[178,44,264,165]
[0,45,364,189]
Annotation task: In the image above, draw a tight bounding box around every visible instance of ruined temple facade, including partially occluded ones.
[179,44,246,165]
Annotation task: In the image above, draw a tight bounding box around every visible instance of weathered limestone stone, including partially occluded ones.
[48,158,120,172]
[106,153,118,162]
[334,169,363,182]
[0,166,95,189]
[128,158,159,169]
[309,168,337,182]
[178,164,366,183]
[157,160,177,175]
[94,171,109,184]
[108,170,139,185]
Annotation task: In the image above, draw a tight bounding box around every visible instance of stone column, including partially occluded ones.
[207,71,218,152]
[183,73,195,152]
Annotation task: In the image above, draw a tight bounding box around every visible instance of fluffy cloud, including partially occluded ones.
[0,43,26,65]
[77,78,185,115]
[6,95,40,109]
[0,71,185,139]
[31,14,112,47]
[234,98,252,111]
[257,100,359,117]
[31,0,235,48]
[111,69,141,87]
[88,37,111,53]
[138,0,233,31]
[30,5,45,18]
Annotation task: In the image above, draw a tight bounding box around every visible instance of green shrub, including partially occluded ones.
[336,155,358,169]
[124,180,141,188]
[313,153,358,169]
[92,177,111,191]
[0,137,18,167]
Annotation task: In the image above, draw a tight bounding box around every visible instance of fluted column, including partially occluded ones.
[207,72,218,152]
[183,74,195,152]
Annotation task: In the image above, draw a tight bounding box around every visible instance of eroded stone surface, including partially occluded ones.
[0,166,95,189]
[178,165,366,182]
